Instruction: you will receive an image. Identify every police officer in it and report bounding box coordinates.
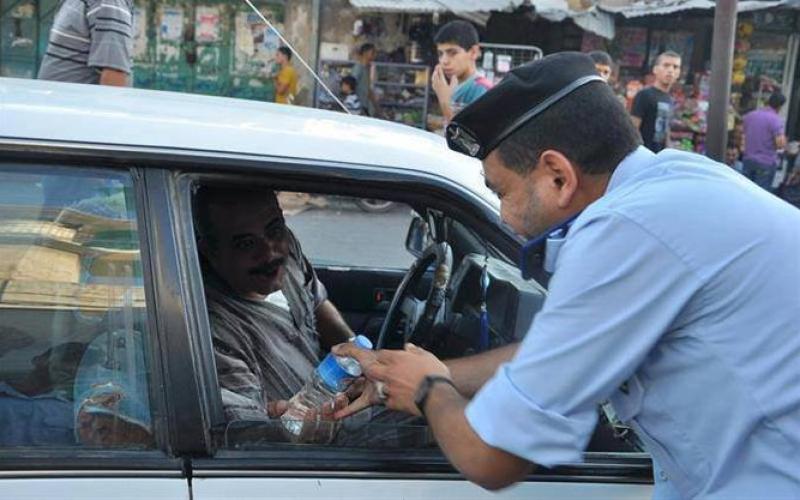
[334,52,800,498]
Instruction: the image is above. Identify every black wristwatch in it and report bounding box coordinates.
[414,375,457,416]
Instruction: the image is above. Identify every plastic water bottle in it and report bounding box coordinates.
[280,335,373,441]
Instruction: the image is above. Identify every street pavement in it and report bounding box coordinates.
[286,198,416,269]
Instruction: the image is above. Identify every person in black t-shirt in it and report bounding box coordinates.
[631,51,681,152]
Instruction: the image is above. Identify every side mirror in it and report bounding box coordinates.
[405,216,431,258]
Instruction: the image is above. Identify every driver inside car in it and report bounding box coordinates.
[195,185,421,445]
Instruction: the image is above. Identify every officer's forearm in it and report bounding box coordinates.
[424,382,533,490]
[445,343,518,398]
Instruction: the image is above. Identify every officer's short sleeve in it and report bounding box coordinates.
[86,0,133,74]
[465,211,701,467]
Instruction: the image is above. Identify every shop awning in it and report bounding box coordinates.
[349,0,617,39]
[599,0,786,18]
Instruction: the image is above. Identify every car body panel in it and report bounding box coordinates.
[192,477,652,499]
[0,78,498,211]
[0,478,188,499]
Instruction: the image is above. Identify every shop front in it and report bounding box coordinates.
[0,0,320,104]
[587,4,799,156]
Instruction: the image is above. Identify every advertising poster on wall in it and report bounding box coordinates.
[159,7,184,42]
[196,6,221,44]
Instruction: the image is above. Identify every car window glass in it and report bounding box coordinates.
[280,192,416,269]
[0,166,155,450]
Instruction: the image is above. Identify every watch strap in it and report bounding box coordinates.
[414,375,457,416]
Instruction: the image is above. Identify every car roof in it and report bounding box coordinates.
[0,77,498,209]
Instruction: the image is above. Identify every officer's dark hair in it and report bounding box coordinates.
[277,46,292,60]
[495,81,642,176]
[654,50,681,66]
[768,91,786,110]
[358,43,376,55]
[588,50,612,67]
[340,75,357,91]
[434,20,479,50]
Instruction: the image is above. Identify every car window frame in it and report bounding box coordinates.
[167,156,651,485]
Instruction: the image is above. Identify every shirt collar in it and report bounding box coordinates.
[605,146,657,194]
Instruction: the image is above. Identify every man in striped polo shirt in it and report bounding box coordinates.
[38,0,133,86]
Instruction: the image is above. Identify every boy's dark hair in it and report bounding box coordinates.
[358,43,376,55]
[588,50,612,67]
[768,91,786,110]
[654,50,681,66]
[495,82,642,176]
[277,46,292,60]
[340,75,357,91]
[434,20,479,50]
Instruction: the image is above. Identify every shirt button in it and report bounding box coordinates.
[659,470,669,481]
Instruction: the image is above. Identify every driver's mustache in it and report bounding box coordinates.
[249,257,286,275]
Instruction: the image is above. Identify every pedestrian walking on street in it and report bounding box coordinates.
[631,51,681,152]
[351,43,378,117]
[38,0,133,86]
[742,92,787,191]
[273,47,298,105]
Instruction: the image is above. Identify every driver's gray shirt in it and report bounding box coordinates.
[205,231,327,421]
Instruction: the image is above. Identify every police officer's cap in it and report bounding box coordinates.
[446,51,604,160]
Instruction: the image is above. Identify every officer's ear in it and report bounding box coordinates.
[537,149,579,209]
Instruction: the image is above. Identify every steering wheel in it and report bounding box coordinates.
[376,242,453,350]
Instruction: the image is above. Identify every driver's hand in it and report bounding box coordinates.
[267,399,289,418]
[295,393,349,443]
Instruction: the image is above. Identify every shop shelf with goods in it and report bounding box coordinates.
[478,43,543,85]
[668,73,710,154]
[372,62,430,129]
[315,59,355,112]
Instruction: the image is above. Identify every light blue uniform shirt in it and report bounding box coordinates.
[466,147,800,499]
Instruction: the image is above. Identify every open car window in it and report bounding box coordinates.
[188,182,638,458]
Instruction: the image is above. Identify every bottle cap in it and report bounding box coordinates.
[317,335,374,391]
[353,334,373,350]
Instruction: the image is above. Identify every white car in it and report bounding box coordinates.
[0,78,653,499]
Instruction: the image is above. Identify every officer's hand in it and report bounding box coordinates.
[333,342,450,417]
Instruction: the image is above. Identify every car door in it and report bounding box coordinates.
[164,161,653,499]
[0,158,190,499]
